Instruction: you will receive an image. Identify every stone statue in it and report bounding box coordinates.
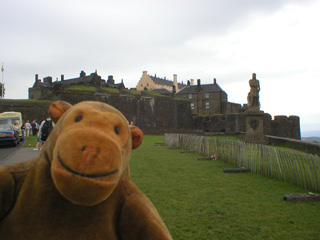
[247,73,260,110]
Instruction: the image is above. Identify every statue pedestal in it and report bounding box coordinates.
[244,110,268,144]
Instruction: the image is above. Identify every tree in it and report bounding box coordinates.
[0,83,5,98]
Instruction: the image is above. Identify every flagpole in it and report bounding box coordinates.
[1,63,4,99]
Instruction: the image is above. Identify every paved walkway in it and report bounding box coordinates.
[0,147,40,166]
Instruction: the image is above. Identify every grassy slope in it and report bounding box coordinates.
[131,135,320,240]
[24,134,320,239]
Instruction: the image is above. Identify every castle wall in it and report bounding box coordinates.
[28,87,52,100]
[1,91,300,139]
[1,91,193,135]
[191,112,300,140]
[192,113,246,133]
[267,135,319,155]
[0,100,52,123]
[43,90,193,133]
[270,115,301,139]
[263,113,272,135]
[225,102,242,114]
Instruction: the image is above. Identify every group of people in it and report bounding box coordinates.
[14,118,54,150]
[19,119,40,142]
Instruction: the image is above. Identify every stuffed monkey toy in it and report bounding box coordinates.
[0,101,172,240]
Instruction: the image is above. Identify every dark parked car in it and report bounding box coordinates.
[0,125,20,146]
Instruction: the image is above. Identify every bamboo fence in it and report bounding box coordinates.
[164,134,320,193]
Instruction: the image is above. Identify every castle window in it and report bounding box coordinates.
[205,93,209,98]
[190,103,194,109]
[189,94,192,99]
[205,102,210,109]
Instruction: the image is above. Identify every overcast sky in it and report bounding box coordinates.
[1,0,319,135]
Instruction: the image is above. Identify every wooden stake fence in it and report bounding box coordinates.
[164,134,320,193]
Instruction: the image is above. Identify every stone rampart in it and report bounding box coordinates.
[0,100,52,122]
[192,113,247,133]
[267,135,320,155]
[1,91,300,139]
[191,112,300,140]
[270,115,301,139]
[1,92,193,134]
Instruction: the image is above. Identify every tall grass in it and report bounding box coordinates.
[131,135,320,240]
[164,134,320,193]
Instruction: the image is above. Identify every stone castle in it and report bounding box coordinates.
[25,70,300,141]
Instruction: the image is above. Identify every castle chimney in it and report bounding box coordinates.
[80,71,86,78]
[35,74,38,82]
[197,79,201,86]
[173,74,178,91]
[143,71,148,76]
[61,74,64,81]
[213,78,216,84]
[172,85,176,94]
[187,80,190,86]
[190,79,194,85]
[107,75,115,85]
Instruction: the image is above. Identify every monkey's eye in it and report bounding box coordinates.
[114,126,120,135]
[75,115,82,122]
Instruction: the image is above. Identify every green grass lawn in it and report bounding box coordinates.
[131,135,320,240]
[22,134,320,239]
[23,135,38,148]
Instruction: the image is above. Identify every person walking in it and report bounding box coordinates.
[31,119,38,136]
[21,121,26,142]
[25,120,32,137]
[39,117,54,143]
[34,119,45,150]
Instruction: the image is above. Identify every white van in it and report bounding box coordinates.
[0,112,23,140]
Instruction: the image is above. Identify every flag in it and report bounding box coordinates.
[1,64,3,72]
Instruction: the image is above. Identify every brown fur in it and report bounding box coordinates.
[0,101,172,240]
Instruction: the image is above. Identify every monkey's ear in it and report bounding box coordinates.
[130,126,143,150]
[49,101,72,124]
